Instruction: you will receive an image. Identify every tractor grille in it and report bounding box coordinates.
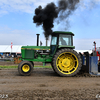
[22,49,34,59]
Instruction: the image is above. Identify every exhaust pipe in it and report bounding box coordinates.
[36,34,40,46]
[46,37,48,46]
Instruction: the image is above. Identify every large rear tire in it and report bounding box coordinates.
[18,61,34,76]
[52,49,82,76]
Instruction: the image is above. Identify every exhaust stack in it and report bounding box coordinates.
[36,34,40,46]
[46,37,48,46]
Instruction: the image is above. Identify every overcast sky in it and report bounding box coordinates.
[0,0,100,50]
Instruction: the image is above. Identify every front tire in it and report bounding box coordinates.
[53,49,82,77]
[18,61,33,76]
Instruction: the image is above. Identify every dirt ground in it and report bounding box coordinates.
[0,67,100,100]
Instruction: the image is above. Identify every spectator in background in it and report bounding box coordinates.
[9,54,11,57]
[12,55,14,58]
[3,54,5,58]
[6,53,9,58]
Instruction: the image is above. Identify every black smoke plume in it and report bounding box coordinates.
[33,0,80,39]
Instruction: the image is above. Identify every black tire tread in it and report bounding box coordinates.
[52,48,82,77]
[18,61,33,76]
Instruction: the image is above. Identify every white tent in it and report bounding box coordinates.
[0,45,22,53]
[76,50,92,54]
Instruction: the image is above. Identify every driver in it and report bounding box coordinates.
[60,37,67,45]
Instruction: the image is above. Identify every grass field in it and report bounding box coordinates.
[0,65,52,69]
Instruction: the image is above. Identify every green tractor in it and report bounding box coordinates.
[18,31,82,76]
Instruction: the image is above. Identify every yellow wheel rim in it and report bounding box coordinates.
[22,64,30,72]
[56,52,79,75]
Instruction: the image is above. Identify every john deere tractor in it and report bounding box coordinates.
[18,31,82,76]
